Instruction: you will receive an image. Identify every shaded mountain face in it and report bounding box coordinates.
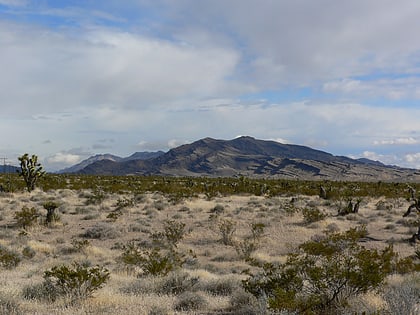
[75,136,420,181]
[0,165,19,173]
[58,151,164,174]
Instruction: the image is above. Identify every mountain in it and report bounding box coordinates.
[75,136,420,181]
[58,154,122,173]
[58,151,165,174]
[0,165,19,173]
[121,151,165,162]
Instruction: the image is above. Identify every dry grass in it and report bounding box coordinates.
[0,188,418,314]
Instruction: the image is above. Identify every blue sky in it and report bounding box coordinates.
[1,0,420,171]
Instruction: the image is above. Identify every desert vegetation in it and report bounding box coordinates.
[0,172,419,314]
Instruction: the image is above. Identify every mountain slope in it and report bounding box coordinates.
[58,151,164,174]
[58,154,122,174]
[76,136,420,181]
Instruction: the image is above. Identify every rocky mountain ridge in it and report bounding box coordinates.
[66,136,420,181]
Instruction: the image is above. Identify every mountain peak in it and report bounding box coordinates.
[71,136,420,181]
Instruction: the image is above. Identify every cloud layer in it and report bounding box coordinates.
[1,1,419,171]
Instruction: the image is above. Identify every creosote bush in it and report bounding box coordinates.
[120,220,188,276]
[151,219,186,248]
[43,262,110,302]
[235,222,265,261]
[302,207,326,224]
[0,245,21,269]
[14,206,39,229]
[243,226,409,314]
[218,219,236,246]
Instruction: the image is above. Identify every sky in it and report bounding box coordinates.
[1,0,420,171]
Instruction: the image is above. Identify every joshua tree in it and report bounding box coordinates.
[17,154,45,192]
[403,186,420,243]
[338,198,361,216]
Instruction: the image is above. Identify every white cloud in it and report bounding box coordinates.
[0,22,240,116]
[405,153,420,164]
[168,139,190,148]
[168,0,420,87]
[47,153,81,165]
[0,0,27,6]
[323,77,420,100]
[374,138,419,145]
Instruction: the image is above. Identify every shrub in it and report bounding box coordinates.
[210,204,225,214]
[14,206,39,229]
[218,219,236,246]
[83,223,120,239]
[243,227,400,314]
[22,246,36,259]
[227,288,261,315]
[22,281,58,302]
[302,207,326,224]
[119,243,184,276]
[151,219,186,248]
[174,291,207,311]
[235,223,265,261]
[85,188,106,205]
[71,239,91,253]
[156,271,199,295]
[0,245,21,269]
[114,197,134,210]
[200,277,239,296]
[43,262,110,302]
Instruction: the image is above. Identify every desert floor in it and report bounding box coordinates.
[0,188,419,314]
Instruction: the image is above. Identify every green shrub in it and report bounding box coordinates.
[43,262,110,302]
[151,219,186,248]
[119,243,184,276]
[114,197,134,210]
[218,219,236,246]
[243,227,399,314]
[0,245,21,269]
[71,239,91,253]
[302,207,326,224]
[85,188,106,205]
[235,223,265,261]
[14,206,39,229]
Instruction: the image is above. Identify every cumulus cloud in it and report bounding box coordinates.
[47,153,81,165]
[0,22,240,116]
[2,1,420,171]
[167,0,420,87]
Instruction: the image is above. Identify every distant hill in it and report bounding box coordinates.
[58,151,165,174]
[0,165,19,173]
[73,136,420,181]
